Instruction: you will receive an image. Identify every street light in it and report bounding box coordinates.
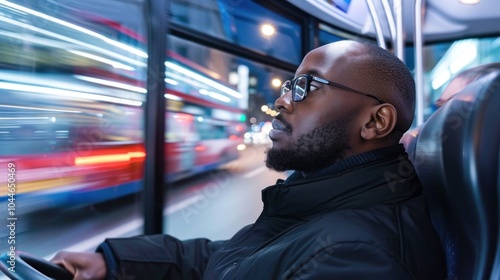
[260,23,276,37]
[271,78,281,88]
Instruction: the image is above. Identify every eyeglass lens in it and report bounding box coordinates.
[294,76,307,101]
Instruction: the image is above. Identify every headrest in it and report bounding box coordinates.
[413,71,500,279]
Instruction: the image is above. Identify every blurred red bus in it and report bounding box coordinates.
[0,3,247,214]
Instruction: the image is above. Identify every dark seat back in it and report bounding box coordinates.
[407,71,500,280]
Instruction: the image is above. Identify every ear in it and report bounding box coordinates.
[360,104,397,140]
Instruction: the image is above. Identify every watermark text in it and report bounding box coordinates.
[6,162,17,272]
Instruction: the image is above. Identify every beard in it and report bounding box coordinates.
[265,117,353,173]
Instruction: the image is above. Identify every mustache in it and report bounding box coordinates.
[275,114,292,132]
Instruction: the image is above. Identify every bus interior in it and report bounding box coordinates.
[0,0,499,279]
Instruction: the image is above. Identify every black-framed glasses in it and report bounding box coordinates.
[280,74,384,103]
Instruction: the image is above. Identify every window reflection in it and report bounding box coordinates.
[164,35,292,179]
[164,35,292,237]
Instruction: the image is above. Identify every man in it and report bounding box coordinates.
[52,40,446,279]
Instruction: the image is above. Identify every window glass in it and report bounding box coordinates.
[319,24,349,46]
[318,22,365,47]
[169,0,302,64]
[0,0,146,258]
[319,30,346,45]
[164,35,291,240]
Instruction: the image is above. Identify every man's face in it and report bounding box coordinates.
[265,44,367,173]
[265,113,354,173]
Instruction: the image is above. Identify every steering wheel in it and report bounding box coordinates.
[0,251,73,280]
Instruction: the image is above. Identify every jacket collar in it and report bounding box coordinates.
[261,144,421,218]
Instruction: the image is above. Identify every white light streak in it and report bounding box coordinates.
[0,82,142,106]
[165,61,242,99]
[69,51,136,71]
[199,89,231,103]
[165,93,182,101]
[0,15,146,67]
[74,75,146,93]
[0,104,82,113]
[0,1,147,58]
[165,78,179,85]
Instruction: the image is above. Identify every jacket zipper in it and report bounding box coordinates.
[218,261,239,280]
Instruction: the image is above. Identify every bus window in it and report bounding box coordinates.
[169,0,303,64]
[164,34,293,239]
[318,23,366,46]
[0,0,147,260]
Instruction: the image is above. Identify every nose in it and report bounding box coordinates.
[274,89,294,113]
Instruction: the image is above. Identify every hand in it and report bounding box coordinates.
[50,251,107,280]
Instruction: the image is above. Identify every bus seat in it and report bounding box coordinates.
[410,71,500,280]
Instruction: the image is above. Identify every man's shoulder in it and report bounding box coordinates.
[300,205,402,243]
[245,195,444,279]
[290,195,431,250]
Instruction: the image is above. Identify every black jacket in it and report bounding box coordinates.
[98,144,446,280]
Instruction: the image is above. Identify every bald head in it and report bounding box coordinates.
[303,40,416,136]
